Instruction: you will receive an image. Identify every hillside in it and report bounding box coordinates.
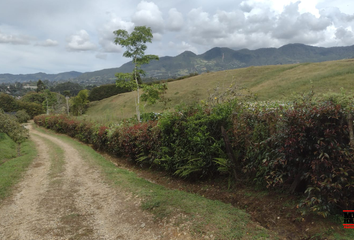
[74,43,354,85]
[2,44,354,85]
[0,71,82,84]
[84,59,354,123]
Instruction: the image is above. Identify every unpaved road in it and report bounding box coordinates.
[0,125,191,240]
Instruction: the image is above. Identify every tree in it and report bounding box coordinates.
[36,79,46,93]
[113,26,159,121]
[71,89,89,116]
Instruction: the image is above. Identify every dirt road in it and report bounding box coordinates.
[0,125,190,240]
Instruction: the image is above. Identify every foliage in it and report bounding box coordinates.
[0,133,17,161]
[141,83,169,106]
[0,109,29,144]
[264,102,354,217]
[113,25,159,121]
[0,138,36,200]
[34,94,354,216]
[17,101,44,118]
[42,90,66,115]
[71,89,89,116]
[88,84,131,102]
[21,92,46,105]
[15,110,31,123]
[36,79,46,92]
[50,81,83,96]
[0,93,18,112]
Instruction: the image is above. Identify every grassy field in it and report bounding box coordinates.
[0,134,37,201]
[84,59,354,123]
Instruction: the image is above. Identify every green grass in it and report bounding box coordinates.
[33,134,65,180]
[84,59,354,124]
[35,126,274,239]
[0,132,18,162]
[0,137,37,201]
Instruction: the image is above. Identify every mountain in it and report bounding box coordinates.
[0,71,82,84]
[71,43,354,85]
[1,44,354,85]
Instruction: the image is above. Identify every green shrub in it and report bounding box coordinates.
[33,97,354,217]
[0,110,28,144]
[88,84,131,102]
[15,110,31,123]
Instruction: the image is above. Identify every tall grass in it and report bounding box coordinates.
[0,133,17,162]
[0,138,37,200]
[84,59,354,124]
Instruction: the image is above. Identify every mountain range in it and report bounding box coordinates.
[1,43,354,85]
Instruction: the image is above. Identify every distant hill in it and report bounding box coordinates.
[2,44,354,85]
[0,71,82,84]
[72,43,354,85]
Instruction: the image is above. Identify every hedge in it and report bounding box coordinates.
[34,99,354,216]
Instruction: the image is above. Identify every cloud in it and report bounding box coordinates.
[0,31,32,45]
[132,1,164,33]
[66,30,96,51]
[98,15,134,53]
[168,40,198,53]
[166,8,184,31]
[35,39,58,47]
[240,1,253,13]
[271,2,331,44]
[335,27,354,45]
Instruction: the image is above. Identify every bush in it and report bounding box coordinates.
[156,102,234,178]
[0,110,28,144]
[15,110,31,123]
[264,102,354,216]
[88,84,131,102]
[33,97,354,216]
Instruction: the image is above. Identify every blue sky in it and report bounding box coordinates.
[1,0,353,74]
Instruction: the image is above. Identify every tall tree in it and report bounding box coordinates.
[36,79,46,93]
[113,26,159,121]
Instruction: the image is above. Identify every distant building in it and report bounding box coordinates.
[23,84,37,90]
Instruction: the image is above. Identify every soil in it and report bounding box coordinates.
[0,124,192,240]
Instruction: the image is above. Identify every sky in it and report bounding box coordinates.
[1,0,354,74]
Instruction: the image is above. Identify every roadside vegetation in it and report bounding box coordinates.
[28,58,354,238]
[34,87,354,238]
[34,125,275,239]
[0,134,37,201]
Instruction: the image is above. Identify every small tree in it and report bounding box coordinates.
[71,89,89,116]
[113,26,160,121]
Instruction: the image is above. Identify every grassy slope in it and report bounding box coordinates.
[0,136,37,200]
[0,133,17,161]
[84,59,354,123]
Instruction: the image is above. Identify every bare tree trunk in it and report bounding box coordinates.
[134,57,140,122]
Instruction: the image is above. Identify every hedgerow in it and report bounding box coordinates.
[33,97,354,216]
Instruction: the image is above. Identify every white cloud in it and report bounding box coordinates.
[66,30,96,51]
[35,39,58,47]
[166,8,184,31]
[132,1,164,33]
[98,15,134,53]
[0,31,32,45]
